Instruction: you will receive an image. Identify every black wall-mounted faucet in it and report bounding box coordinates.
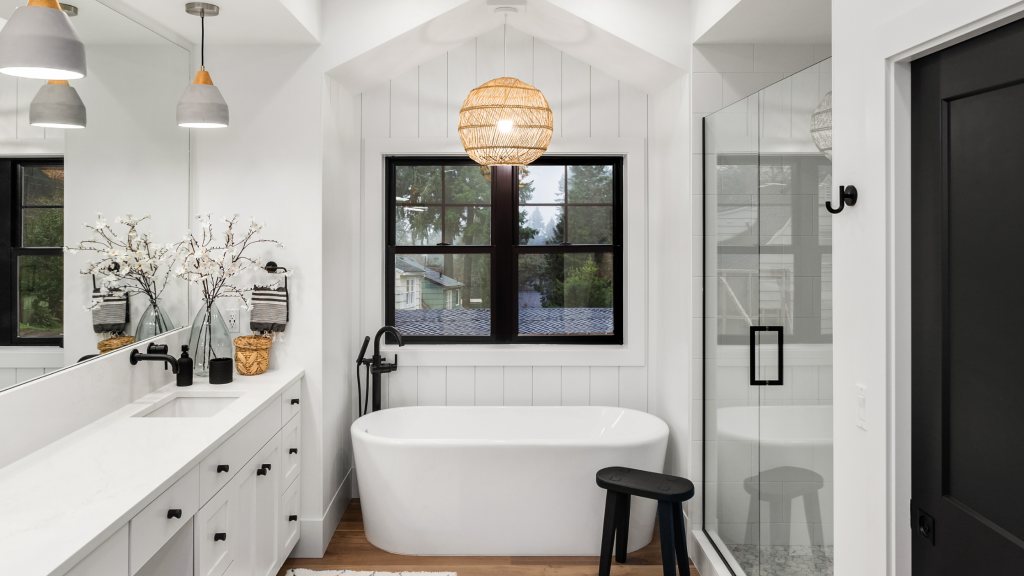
[130,342,180,374]
[370,326,403,412]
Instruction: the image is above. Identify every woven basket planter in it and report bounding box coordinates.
[98,335,134,354]
[234,335,273,376]
[459,77,553,166]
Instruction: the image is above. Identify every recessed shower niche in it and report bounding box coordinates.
[702,58,834,576]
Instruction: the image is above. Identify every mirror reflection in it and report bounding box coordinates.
[0,0,190,391]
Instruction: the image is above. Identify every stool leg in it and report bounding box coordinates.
[615,492,631,563]
[657,501,676,576]
[599,491,618,576]
[672,502,689,575]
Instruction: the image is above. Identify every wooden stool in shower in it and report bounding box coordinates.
[596,466,695,576]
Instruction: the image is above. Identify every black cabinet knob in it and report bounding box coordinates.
[216,464,229,473]
[257,468,267,476]
[167,509,182,519]
[214,533,227,542]
[289,448,298,454]
[291,398,299,405]
[289,515,298,521]
[262,463,272,471]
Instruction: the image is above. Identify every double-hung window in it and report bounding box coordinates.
[0,159,65,346]
[385,156,623,344]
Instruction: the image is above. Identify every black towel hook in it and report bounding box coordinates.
[826,185,858,214]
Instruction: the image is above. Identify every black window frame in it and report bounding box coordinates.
[385,155,624,345]
[0,158,65,347]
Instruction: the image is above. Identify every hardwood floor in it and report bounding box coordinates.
[279,499,700,576]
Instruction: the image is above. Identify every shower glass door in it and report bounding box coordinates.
[704,59,833,576]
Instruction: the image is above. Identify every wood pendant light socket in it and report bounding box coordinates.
[47,79,69,85]
[28,0,62,9]
[193,70,213,85]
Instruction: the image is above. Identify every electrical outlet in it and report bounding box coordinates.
[226,309,240,333]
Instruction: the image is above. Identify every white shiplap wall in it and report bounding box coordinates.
[358,26,651,412]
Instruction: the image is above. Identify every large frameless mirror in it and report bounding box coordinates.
[0,0,190,391]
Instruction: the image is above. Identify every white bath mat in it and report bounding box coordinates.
[284,570,455,576]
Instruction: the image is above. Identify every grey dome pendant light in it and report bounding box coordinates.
[0,0,86,80]
[30,79,86,128]
[176,3,228,128]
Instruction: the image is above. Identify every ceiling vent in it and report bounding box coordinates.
[486,0,526,14]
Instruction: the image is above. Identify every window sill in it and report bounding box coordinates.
[379,342,643,367]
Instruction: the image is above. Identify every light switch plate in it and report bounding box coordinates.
[226,308,239,333]
[856,383,867,430]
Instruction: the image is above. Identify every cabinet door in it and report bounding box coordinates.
[280,477,301,559]
[224,456,258,576]
[194,479,237,576]
[252,432,282,576]
[280,414,301,492]
[66,524,129,576]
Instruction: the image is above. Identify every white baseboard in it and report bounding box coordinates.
[291,468,355,558]
[691,529,731,576]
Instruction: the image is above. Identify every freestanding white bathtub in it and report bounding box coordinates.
[351,406,669,556]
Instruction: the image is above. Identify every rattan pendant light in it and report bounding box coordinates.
[459,17,552,166]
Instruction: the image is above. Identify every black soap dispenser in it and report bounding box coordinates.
[177,345,194,387]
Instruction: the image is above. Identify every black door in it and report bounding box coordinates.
[912,18,1024,574]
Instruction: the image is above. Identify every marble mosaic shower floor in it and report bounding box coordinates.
[726,545,834,576]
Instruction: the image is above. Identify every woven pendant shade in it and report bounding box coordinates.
[459,77,553,166]
[811,91,832,160]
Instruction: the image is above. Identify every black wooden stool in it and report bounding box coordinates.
[596,466,695,576]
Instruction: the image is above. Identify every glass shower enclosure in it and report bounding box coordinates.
[702,59,833,576]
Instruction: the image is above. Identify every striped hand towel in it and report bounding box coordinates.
[92,288,129,333]
[250,285,288,333]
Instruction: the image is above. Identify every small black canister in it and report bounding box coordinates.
[209,357,234,384]
[176,345,193,387]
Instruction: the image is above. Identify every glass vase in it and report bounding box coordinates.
[135,298,175,342]
[189,299,232,377]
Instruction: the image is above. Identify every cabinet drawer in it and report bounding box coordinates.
[130,466,199,575]
[200,397,281,505]
[195,475,237,576]
[280,477,300,558]
[67,524,128,576]
[280,414,301,493]
[281,379,301,423]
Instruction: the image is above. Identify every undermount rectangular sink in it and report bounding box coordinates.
[134,394,242,418]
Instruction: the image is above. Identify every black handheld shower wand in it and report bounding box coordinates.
[355,327,404,416]
[356,336,371,417]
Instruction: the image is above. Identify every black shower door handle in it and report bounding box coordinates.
[750,326,784,386]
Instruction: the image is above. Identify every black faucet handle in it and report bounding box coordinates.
[147,343,169,355]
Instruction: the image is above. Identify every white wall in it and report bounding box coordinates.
[355,26,654,412]
[832,1,1024,575]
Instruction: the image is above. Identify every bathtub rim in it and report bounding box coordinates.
[351,405,669,448]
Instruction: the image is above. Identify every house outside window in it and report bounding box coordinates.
[385,156,623,344]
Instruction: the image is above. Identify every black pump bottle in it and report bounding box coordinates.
[177,345,194,386]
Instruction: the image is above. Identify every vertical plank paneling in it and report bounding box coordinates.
[17,78,45,139]
[619,82,648,139]
[504,25,533,85]
[388,366,418,408]
[503,366,532,406]
[447,39,476,138]
[418,366,447,406]
[362,82,391,139]
[590,366,619,407]
[561,53,591,138]
[533,39,562,139]
[475,366,504,406]
[561,366,590,406]
[0,73,17,141]
[446,366,475,406]
[378,372,389,410]
[590,67,618,138]
[532,366,561,406]
[419,53,448,138]
[390,67,418,138]
[619,366,648,412]
[476,25,504,83]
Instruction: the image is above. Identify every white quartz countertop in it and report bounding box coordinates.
[0,367,304,576]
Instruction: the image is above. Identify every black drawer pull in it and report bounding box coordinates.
[289,448,298,454]
[214,533,227,542]
[291,398,299,405]
[257,468,267,476]
[262,463,272,471]
[216,464,229,473]
[289,515,298,521]
[167,509,182,519]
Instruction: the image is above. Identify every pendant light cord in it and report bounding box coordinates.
[503,14,507,77]
[200,13,205,68]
